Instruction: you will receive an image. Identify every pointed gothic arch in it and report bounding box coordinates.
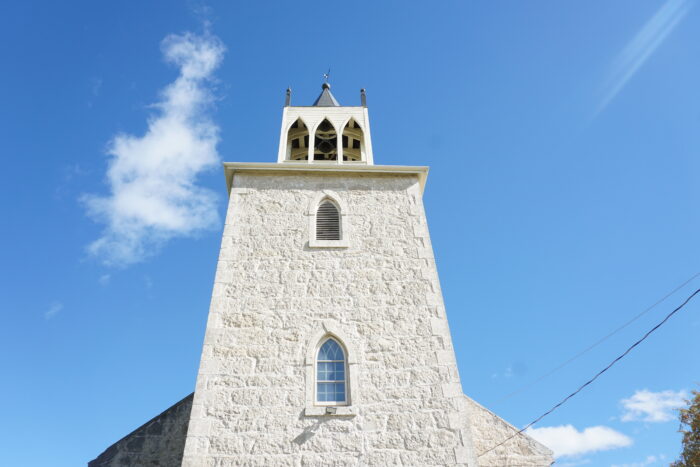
[341,118,365,162]
[315,200,340,241]
[286,118,309,161]
[315,337,347,404]
[307,190,349,248]
[313,118,338,161]
[304,325,359,416]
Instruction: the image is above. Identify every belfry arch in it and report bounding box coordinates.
[286,118,309,161]
[313,118,338,161]
[342,118,364,162]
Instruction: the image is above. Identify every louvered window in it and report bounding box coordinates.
[316,201,340,240]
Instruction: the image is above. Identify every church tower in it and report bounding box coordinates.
[179,83,553,466]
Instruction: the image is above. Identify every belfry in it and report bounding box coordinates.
[89,83,553,466]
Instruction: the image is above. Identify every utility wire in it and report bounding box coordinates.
[478,287,700,458]
[495,272,700,403]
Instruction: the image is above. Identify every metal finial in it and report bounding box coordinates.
[285,87,291,106]
[323,68,331,84]
[360,88,366,107]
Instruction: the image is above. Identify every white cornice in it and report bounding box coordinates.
[223,162,429,196]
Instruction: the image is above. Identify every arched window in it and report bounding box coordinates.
[286,118,309,161]
[316,338,347,405]
[313,119,338,161]
[308,191,349,248]
[304,327,356,415]
[341,119,364,162]
[316,200,340,241]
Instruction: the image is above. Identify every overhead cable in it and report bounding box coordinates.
[478,287,700,458]
[495,272,700,403]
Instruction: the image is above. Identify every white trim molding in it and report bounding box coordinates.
[223,162,429,196]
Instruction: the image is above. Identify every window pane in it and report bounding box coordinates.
[317,362,332,380]
[334,362,345,380]
[334,382,346,401]
[317,382,345,402]
[317,383,333,402]
[318,339,344,361]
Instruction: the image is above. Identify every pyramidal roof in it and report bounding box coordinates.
[313,83,340,106]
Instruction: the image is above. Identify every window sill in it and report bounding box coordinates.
[304,406,356,417]
[309,239,349,248]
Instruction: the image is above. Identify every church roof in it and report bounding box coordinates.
[313,83,340,106]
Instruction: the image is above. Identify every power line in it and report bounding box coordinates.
[495,272,700,403]
[478,287,700,458]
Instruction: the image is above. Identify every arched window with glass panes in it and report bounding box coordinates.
[316,338,347,405]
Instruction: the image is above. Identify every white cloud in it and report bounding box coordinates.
[621,389,687,423]
[98,274,111,286]
[525,424,632,458]
[83,32,225,266]
[596,0,694,115]
[611,453,665,467]
[45,302,64,320]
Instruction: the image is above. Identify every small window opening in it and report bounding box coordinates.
[316,200,340,240]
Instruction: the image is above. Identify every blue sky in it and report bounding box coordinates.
[1,1,699,465]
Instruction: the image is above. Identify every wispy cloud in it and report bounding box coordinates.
[621,389,687,423]
[611,453,666,467]
[45,302,64,320]
[525,424,632,458]
[491,362,527,379]
[98,274,111,286]
[491,365,513,379]
[83,32,225,266]
[87,77,103,108]
[557,459,591,467]
[596,0,694,115]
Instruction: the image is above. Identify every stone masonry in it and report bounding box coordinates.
[465,397,553,466]
[89,393,193,466]
[182,171,480,466]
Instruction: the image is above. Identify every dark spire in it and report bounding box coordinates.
[313,82,340,107]
[285,88,291,106]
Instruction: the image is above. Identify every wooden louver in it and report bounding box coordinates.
[316,201,341,240]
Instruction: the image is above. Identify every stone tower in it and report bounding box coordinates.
[88,83,552,467]
[179,83,552,466]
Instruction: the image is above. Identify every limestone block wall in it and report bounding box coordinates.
[182,171,478,466]
[88,393,193,467]
[464,397,553,467]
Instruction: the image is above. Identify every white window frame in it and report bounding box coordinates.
[315,338,348,406]
[304,325,359,417]
[307,190,349,248]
